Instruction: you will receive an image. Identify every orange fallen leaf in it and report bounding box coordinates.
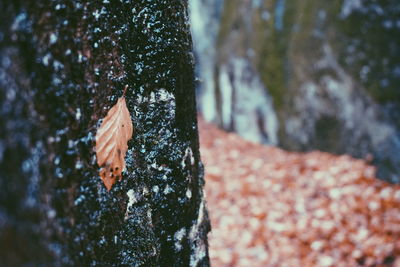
[95,86,133,190]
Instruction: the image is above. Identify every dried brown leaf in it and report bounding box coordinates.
[95,94,133,191]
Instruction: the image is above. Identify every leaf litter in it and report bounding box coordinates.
[199,118,400,267]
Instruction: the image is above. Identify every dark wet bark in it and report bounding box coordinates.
[0,0,210,266]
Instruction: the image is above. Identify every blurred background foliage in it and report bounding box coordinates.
[189,0,400,182]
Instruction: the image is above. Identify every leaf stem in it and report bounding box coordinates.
[123,85,128,97]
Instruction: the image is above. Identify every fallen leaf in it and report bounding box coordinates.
[95,88,133,190]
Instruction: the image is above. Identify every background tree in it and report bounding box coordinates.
[190,0,400,183]
[0,0,210,266]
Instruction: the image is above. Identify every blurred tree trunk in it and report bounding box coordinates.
[0,0,210,266]
[191,0,400,182]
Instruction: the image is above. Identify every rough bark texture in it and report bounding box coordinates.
[190,0,400,183]
[0,0,210,266]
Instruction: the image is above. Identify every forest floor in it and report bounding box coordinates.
[198,118,400,267]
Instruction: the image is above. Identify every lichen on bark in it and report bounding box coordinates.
[0,0,210,266]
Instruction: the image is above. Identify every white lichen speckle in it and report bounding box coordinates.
[163,185,173,195]
[157,88,174,101]
[75,160,83,169]
[152,185,159,194]
[53,60,64,71]
[147,88,175,104]
[93,10,101,20]
[75,108,81,121]
[181,147,194,169]
[47,209,56,219]
[42,53,51,66]
[186,189,192,199]
[49,33,58,44]
[174,227,187,252]
[143,186,149,195]
[149,91,156,103]
[340,0,363,18]
[189,199,207,266]
[77,52,83,63]
[147,208,152,221]
[125,189,138,219]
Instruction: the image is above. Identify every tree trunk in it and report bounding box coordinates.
[0,0,210,266]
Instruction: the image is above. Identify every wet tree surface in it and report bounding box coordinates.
[0,0,210,266]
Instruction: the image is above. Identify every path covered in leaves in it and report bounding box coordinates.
[199,119,400,267]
